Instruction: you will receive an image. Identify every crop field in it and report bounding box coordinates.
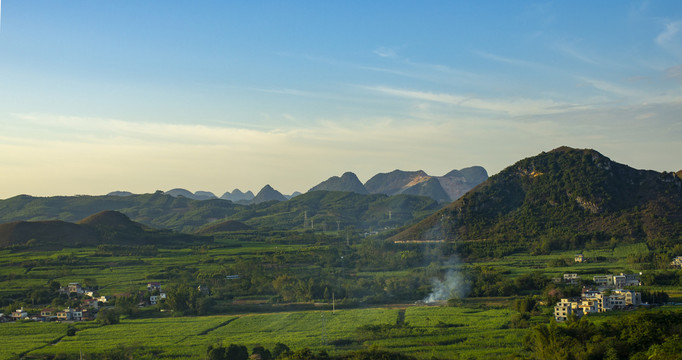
[4,305,525,359]
[0,322,69,359]
[0,240,308,298]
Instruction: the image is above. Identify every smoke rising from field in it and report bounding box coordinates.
[424,257,469,303]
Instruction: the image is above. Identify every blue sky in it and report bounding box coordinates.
[1,1,681,198]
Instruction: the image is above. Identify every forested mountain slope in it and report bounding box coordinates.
[391,147,682,256]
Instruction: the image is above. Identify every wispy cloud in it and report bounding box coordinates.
[363,85,585,117]
[373,46,399,58]
[665,64,682,81]
[472,50,545,68]
[555,43,598,65]
[655,19,682,47]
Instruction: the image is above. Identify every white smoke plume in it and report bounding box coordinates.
[424,257,469,303]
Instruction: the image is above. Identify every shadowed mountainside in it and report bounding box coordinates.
[0,210,211,249]
[391,147,682,255]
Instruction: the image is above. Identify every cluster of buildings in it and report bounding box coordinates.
[2,305,98,323]
[593,273,641,288]
[553,272,641,288]
[0,281,169,323]
[553,271,645,322]
[554,288,642,321]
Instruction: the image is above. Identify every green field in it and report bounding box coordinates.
[2,306,527,359]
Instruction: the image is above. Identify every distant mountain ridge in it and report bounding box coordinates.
[391,147,682,256]
[251,184,286,204]
[312,166,488,203]
[308,172,369,194]
[151,165,487,205]
[220,189,255,203]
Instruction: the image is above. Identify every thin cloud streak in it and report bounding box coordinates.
[363,85,589,117]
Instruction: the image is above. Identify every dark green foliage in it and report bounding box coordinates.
[272,343,291,359]
[96,308,120,325]
[0,190,443,236]
[355,323,423,341]
[525,310,682,360]
[0,210,211,250]
[225,344,249,360]
[393,147,682,257]
[65,326,76,336]
[252,346,273,360]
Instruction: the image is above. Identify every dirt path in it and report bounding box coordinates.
[199,316,240,336]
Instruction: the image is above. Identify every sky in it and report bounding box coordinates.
[1,1,681,199]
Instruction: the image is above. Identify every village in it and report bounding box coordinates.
[0,281,169,323]
[554,270,645,321]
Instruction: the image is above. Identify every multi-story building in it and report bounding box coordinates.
[555,289,642,321]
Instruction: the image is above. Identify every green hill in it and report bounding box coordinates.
[391,147,682,256]
[195,220,252,234]
[216,190,442,232]
[0,189,444,234]
[0,210,211,249]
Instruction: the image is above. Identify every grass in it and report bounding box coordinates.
[8,305,529,359]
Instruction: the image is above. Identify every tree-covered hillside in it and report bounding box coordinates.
[392,147,682,257]
[0,191,443,234]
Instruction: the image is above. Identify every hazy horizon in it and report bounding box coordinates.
[1,1,681,198]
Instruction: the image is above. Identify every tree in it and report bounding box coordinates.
[225,344,248,360]
[252,346,272,360]
[272,343,291,359]
[96,308,120,325]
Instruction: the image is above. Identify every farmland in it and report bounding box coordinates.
[1,230,681,359]
[3,306,526,359]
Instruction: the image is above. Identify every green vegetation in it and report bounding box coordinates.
[525,309,682,360]
[393,148,682,260]
[0,148,680,359]
[0,191,442,235]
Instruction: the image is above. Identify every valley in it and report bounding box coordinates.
[0,147,681,360]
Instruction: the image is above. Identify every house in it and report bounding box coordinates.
[593,275,611,288]
[613,289,641,306]
[574,254,584,263]
[147,282,162,292]
[554,299,582,322]
[671,256,682,268]
[41,308,57,320]
[98,296,110,303]
[56,307,75,321]
[150,295,158,305]
[12,307,28,320]
[84,290,96,298]
[592,273,641,289]
[67,283,84,295]
[563,273,579,284]
[80,309,94,321]
[622,273,641,286]
[578,299,599,315]
[82,298,99,309]
[71,309,83,321]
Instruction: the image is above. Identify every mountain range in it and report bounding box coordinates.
[128,166,488,205]
[391,147,682,256]
[1,147,679,255]
[0,189,441,234]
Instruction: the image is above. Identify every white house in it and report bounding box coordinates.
[12,308,28,320]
